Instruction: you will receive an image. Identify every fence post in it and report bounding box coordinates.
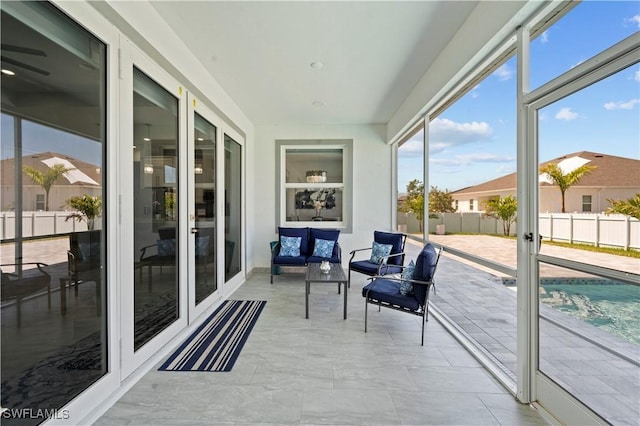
[549,213,553,242]
[569,214,573,244]
[625,216,630,251]
[594,214,599,248]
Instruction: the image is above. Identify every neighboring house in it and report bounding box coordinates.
[0,152,101,211]
[451,151,640,213]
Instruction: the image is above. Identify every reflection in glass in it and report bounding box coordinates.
[0,2,106,422]
[133,68,179,350]
[194,113,216,304]
[224,135,241,281]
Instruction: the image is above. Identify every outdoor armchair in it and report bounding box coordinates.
[1,262,51,327]
[362,242,441,345]
[348,231,406,287]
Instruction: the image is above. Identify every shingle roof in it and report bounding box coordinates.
[0,152,101,186]
[452,151,640,195]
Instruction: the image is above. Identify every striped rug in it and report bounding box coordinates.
[159,300,266,372]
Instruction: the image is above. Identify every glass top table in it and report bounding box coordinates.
[305,262,348,319]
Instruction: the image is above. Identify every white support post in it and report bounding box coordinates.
[594,214,599,248]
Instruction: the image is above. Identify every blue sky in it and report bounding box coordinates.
[398,1,640,193]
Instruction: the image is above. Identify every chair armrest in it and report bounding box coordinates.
[376,252,405,274]
[139,244,158,261]
[271,241,281,258]
[348,247,373,263]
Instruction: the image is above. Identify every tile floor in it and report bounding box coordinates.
[94,271,551,425]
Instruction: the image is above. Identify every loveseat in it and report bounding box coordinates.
[270,227,342,283]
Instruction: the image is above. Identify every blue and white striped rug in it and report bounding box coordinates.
[159,300,266,372]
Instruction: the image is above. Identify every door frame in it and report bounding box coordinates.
[119,37,189,379]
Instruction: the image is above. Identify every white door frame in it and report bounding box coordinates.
[118,38,189,379]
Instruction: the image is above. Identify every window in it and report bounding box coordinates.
[582,195,592,212]
[469,199,474,211]
[277,140,352,231]
[35,194,45,211]
[455,200,459,211]
[1,0,107,415]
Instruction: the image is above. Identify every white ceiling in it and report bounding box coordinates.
[150,1,479,126]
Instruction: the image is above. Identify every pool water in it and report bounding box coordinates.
[539,282,640,345]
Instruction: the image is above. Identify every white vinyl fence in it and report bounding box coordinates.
[398,212,639,250]
[0,211,100,240]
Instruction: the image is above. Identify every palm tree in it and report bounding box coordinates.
[484,195,517,235]
[22,164,73,211]
[539,162,596,213]
[606,194,640,221]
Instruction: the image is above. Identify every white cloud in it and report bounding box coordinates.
[429,118,493,149]
[430,153,514,167]
[604,99,640,110]
[555,107,578,120]
[630,15,640,28]
[398,138,423,157]
[634,69,640,82]
[493,64,513,81]
[540,30,549,44]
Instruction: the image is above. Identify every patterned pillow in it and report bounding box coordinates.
[78,242,100,262]
[195,235,210,257]
[157,238,176,257]
[369,241,392,264]
[279,236,302,257]
[312,238,335,258]
[399,260,416,296]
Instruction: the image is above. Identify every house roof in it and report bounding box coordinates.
[0,152,101,187]
[452,151,640,195]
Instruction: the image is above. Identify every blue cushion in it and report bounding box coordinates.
[273,255,307,265]
[195,235,209,257]
[399,260,415,296]
[413,243,438,304]
[362,278,420,312]
[369,241,392,264]
[279,236,302,257]
[279,227,309,256]
[350,260,402,276]
[312,238,335,258]
[157,238,176,257]
[374,231,404,266]
[310,228,340,258]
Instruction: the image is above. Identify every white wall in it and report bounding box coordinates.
[252,124,391,269]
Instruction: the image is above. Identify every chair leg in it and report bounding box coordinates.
[364,299,368,333]
[421,310,426,346]
[347,267,351,288]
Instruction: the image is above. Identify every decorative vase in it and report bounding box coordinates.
[320,260,331,274]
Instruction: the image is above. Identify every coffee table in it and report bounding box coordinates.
[305,262,348,319]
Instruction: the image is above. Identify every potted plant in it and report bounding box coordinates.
[65,195,102,230]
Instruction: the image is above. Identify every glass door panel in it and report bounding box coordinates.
[224,134,242,281]
[193,113,216,304]
[132,67,179,351]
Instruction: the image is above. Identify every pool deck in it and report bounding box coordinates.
[411,235,639,426]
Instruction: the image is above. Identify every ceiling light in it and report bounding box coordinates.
[197,137,204,141]
[144,163,154,174]
[1,69,15,76]
[143,123,151,142]
[310,61,323,69]
[194,164,203,175]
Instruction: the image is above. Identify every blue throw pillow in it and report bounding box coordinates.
[157,238,176,257]
[279,236,302,257]
[312,238,335,258]
[78,242,100,262]
[195,235,209,257]
[369,241,392,264]
[399,260,415,296]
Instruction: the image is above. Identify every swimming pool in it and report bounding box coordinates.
[538,280,640,345]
